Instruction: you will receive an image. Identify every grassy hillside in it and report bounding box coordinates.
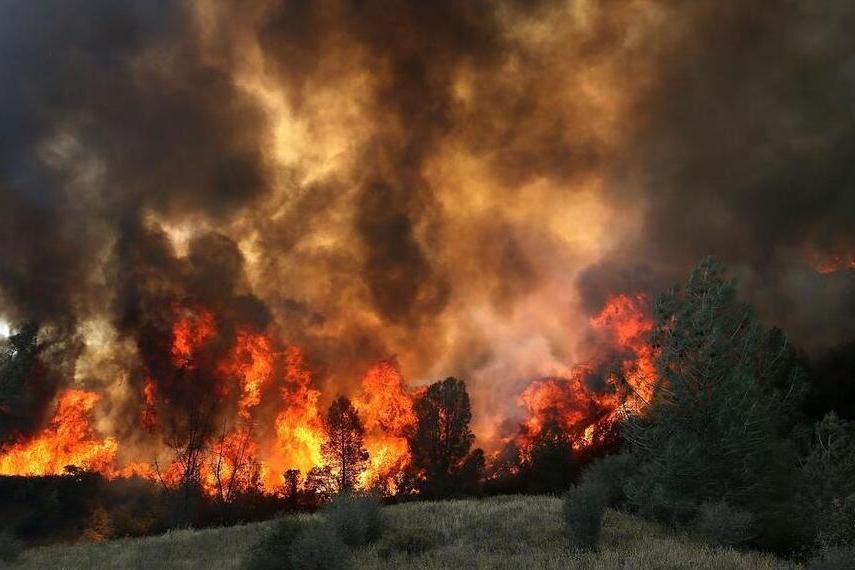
[10,496,797,569]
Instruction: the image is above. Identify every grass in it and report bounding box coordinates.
[10,496,798,569]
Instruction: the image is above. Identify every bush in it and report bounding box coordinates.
[563,481,607,550]
[244,516,303,570]
[625,478,698,526]
[378,527,442,559]
[289,521,351,570]
[323,493,384,547]
[816,494,855,550]
[692,501,754,547]
[809,546,855,570]
[0,528,24,564]
[580,454,636,508]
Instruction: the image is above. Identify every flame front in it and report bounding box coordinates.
[0,294,656,494]
[0,390,118,477]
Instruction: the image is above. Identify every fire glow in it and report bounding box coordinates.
[0,294,656,495]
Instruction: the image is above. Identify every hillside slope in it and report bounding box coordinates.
[10,496,796,569]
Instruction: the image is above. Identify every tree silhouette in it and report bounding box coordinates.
[408,377,476,497]
[321,396,369,494]
[0,323,52,445]
[524,419,577,494]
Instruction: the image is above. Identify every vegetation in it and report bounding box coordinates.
[691,501,754,547]
[9,496,795,569]
[0,528,24,564]
[579,454,635,508]
[0,323,49,446]
[323,493,384,547]
[243,515,303,570]
[563,482,608,550]
[624,258,808,547]
[321,396,369,495]
[407,377,482,498]
[289,520,351,570]
[4,258,855,566]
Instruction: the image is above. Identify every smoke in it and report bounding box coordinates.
[1,0,854,444]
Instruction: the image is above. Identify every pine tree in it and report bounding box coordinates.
[408,377,476,497]
[625,258,803,521]
[321,396,369,494]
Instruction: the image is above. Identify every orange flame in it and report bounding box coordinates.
[354,358,416,492]
[509,293,656,459]
[0,390,118,476]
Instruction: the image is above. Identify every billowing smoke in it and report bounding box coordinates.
[0,0,853,447]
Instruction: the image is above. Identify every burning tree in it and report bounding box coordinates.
[321,396,369,495]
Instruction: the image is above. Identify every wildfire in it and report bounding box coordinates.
[170,307,216,369]
[507,293,656,460]
[354,358,416,492]
[267,346,324,489]
[589,293,657,407]
[0,389,118,477]
[0,293,658,497]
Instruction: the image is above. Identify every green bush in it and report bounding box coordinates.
[0,528,24,564]
[244,516,303,570]
[289,521,351,570]
[692,501,754,547]
[580,454,636,508]
[323,493,384,547]
[563,481,607,550]
[809,546,855,570]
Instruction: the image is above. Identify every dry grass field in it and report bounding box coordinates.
[8,495,797,569]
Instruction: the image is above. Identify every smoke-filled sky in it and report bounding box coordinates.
[1,0,854,442]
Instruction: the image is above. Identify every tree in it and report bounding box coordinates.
[525,419,577,494]
[321,396,369,494]
[0,323,49,445]
[801,412,855,549]
[625,258,803,523]
[408,377,477,497]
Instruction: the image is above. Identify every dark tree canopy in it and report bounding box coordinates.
[0,323,51,445]
[321,396,369,494]
[625,258,804,521]
[408,376,477,497]
[524,419,578,494]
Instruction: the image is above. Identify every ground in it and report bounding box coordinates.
[10,495,797,569]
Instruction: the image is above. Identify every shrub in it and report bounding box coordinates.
[816,494,855,550]
[625,477,698,526]
[692,501,754,547]
[563,481,607,549]
[0,528,23,564]
[378,527,443,559]
[580,454,636,508]
[323,493,384,547]
[809,546,855,570]
[289,521,351,570]
[244,516,303,570]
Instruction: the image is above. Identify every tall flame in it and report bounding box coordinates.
[0,390,118,477]
[354,358,416,492]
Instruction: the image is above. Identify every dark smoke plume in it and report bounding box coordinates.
[0,0,853,442]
